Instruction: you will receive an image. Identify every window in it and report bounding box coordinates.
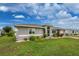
[29,29,35,34]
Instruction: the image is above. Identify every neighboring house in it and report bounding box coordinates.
[52,27,65,37]
[64,29,79,36]
[64,29,74,36]
[73,30,79,35]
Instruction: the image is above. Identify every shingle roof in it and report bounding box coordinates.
[15,24,44,29]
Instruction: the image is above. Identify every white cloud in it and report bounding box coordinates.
[58,20,65,24]
[13,15,25,18]
[36,16,41,19]
[45,3,50,8]
[57,16,79,26]
[52,3,61,10]
[0,6,8,12]
[56,10,72,19]
[1,3,79,29]
[64,3,79,14]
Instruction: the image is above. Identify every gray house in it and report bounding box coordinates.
[15,24,76,41]
[15,24,57,41]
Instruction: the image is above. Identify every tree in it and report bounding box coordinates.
[3,26,12,33]
[2,26,15,36]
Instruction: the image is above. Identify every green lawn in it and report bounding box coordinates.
[0,36,79,56]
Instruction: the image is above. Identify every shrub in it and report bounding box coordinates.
[24,38,27,41]
[43,34,48,38]
[10,36,16,41]
[29,36,37,41]
[36,36,43,41]
[0,36,16,42]
[2,26,15,37]
[6,31,15,37]
[29,36,43,41]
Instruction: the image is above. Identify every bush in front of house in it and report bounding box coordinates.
[43,34,48,38]
[24,38,27,41]
[29,36,43,41]
[36,36,44,41]
[0,35,16,43]
[29,36,37,41]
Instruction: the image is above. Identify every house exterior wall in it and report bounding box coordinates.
[43,26,54,37]
[50,27,53,36]
[15,27,44,40]
[15,24,77,41]
[44,26,48,35]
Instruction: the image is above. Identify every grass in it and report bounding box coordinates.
[0,36,79,56]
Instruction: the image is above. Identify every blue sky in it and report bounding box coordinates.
[0,3,79,29]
